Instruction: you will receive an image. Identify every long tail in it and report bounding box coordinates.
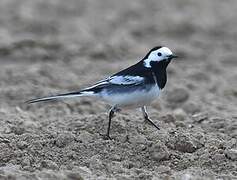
[26,90,95,104]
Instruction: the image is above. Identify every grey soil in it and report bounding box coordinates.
[0,0,237,179]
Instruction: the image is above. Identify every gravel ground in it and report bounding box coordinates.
[0,0,237,179]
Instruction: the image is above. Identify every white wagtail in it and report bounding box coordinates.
[27,46,178,139]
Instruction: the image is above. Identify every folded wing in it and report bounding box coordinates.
[82,75,145,93]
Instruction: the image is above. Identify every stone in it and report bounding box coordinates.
[128,134,147,145]
[167,133,200,153]
[174,139,197,153]
[77,131,93,143]
[183,102,201,114]
[192,113,208,123]
[89,155,104,170]
[111,154,122,161]
[166,88,189,104]
[173,108,187,121]
[66,172,84,180]
[41,160,58,170]
[155,165,171,174]
[150,143,170,161]
[55,132,75,148]
[21,157,31,167]
[225,149,237,160]
[161,114,176,123]
[17,141,29,150]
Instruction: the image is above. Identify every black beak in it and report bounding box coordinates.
[167,54,178,60]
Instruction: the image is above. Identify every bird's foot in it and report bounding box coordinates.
[101,133,112,140]
[144,116,160,130]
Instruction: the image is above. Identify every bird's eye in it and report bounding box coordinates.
[157,52,162,56]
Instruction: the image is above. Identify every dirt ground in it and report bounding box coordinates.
[0,0,237,179]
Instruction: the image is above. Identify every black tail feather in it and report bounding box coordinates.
[25,91,87,104]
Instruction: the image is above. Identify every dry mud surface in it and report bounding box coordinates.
[0,0,237,179]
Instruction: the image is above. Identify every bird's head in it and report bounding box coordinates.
[143,46,178,68]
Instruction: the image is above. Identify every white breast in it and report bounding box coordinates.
[101,85,160,108]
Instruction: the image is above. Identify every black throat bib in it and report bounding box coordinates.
[150,60,171,89]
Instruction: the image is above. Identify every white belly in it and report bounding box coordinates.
[101,86,160,108]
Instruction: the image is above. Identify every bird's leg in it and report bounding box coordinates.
[104,106,119,140]
[141,106,160,130]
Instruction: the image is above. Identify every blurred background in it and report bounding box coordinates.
[0,0,237,179]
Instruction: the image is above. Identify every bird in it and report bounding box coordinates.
[27,46,178,139]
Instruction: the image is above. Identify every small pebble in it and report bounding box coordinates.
[128,134,147,145]
[166,88,189,104]
[111,154,122,161]
[167,133,199,153]
[192,113,208,123]
[67,172,84,180]
[225,149,237,160]
[17,141,28,150]
[55,133,75,148]
[161,114,176,123]
[150,143,170,161]
[89,155,104,170]
[173,108,187,121]
[183,102,201,114]
[41,160,58,170]
[155,165,171,174]
[77,131,93,143]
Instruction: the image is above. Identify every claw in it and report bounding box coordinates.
[101,134,112,140]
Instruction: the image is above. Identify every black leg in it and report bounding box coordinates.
[141,106,160,130]
[104,106,117,140]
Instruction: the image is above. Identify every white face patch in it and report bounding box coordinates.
[143,47,173,68]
